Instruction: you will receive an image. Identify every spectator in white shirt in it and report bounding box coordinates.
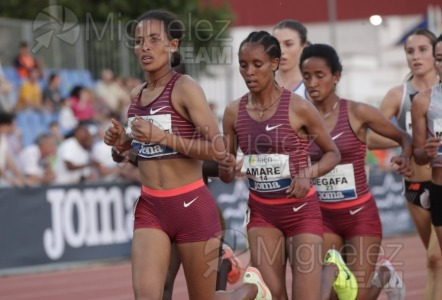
[19,133,56,185]
[92,121,120,181]
[0,112,27,187]
[53,122,96,184]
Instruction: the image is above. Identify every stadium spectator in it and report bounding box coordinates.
[42,73,62,113]
[68,86,96,122]
[18,133,56,185]
[16,68,42,111]
[58,97,78,135]
[13,41,43,79]
[95,69,129,116]
[91,121,121,182]
[53,122,97,184]
[48,121,64,146]
[0,112,27,187]
[0,66,15,113]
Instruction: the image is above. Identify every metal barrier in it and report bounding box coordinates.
[0,17,140,79]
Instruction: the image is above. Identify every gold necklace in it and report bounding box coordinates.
[147,69,173,89]
[248,92,282,120]
[321,99,339,120]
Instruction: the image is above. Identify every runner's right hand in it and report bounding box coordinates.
[104,119,125,147]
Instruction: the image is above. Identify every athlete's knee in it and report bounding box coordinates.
[268,290,287,300]
[133,283,163,300]
[133,291,163,300]
[427,253,442,271]
[266,283,287,300]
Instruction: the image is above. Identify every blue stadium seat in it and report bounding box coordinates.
[2,67,20,85]
[16,109,49,146]
[59,69,95,98]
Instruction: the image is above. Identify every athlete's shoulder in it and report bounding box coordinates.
[288,91,312,112]
[346,99,378,118]
[129,82,146,102]
[347,98,371,108]
[381,84,403,106]
[173,75,205,100]
[174,74,199,89]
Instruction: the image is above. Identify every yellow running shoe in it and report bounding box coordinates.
[324,249,358,300]
[243,267,272,300]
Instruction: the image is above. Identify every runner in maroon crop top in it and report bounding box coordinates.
[104,10,271,300]
[301,43,413,300]
[219,31,341,300]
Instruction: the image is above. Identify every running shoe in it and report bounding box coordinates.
[222,243,244,284]
[323,249,358,300]
[380,257,406,300]
[243,266,272,300]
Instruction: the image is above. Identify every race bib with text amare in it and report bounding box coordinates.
[127,115,178,158]
[241,154,291,192]
[312,163,357,202]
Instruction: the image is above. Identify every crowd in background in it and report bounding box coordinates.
[0,41,393,188]
[0,42,142,187]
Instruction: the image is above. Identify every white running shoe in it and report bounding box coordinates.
[380,257,406,300]
[242,267,272,300]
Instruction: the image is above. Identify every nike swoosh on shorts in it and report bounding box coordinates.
[293,202,308,212]
[184,196,199,208]
[349,206,364,215]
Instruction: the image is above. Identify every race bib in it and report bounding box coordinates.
[243,205,250,228]
[241,154,291,192]
[312,163,357,201]
[434,119,442,156]
[405,111,412,135]
[127,115,178,158]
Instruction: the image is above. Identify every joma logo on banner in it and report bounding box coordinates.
[43,186,140,260]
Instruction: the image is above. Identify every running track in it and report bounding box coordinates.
[0,234,427,300]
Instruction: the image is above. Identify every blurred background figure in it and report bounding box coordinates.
[0,63,15,113]
[53,122,96,184]
[95,69,130,118]
[68,86,96,122]
[48,121,65,146]
[208,101,222,127]
[91,120,121,182]
[13,41,43,79]
[19,133,56,185]
[58,97,78,136]
[0,111,27,187]
[16,68,42,111]
[42,73,62,114]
